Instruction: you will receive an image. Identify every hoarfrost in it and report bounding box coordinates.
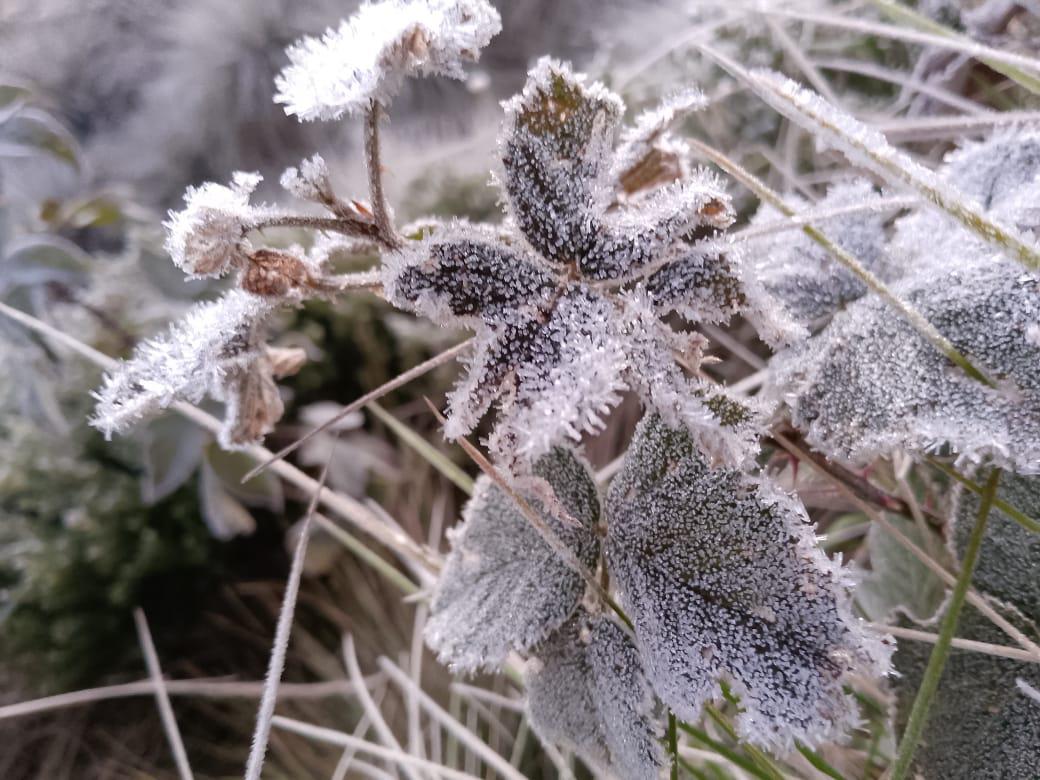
[163,172,273,278]
[91,290,292,448]
[605,414,891,750]
[274,0,501,121]
[424,448,600,672]
[772,257,1040,474]
[526,609,663,780]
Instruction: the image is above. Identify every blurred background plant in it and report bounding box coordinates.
[0,0,1038,777]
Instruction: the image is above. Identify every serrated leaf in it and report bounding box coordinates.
[772,257,1040,474]
[606,414,890,750]
[856,515,947,624]
[425,448,600,672]
[526,609,663,780]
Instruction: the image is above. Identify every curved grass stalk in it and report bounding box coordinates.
[871,622,1040,664]
[681,136,998,388]
[890,470,1001,780]
[869,0,1040,96]
[927,459,1040,534]
[708,49,1040,272]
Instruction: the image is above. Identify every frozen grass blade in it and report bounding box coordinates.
[890,470,1001,780]
[378,657,527,780]
[312,512,423,595]
[681,133,998,388]
[343,635,422,780]
[367,401,474,495]
[133,608,193,780]
[244,454,331,780]
[926,460,1040,534]
[710,49,1040,272]
[869,0,1040,96]
[871,623,1040,664]
[242,338,472,482]
[270,715,483,780]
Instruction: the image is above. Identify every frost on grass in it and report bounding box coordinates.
[164,172,273,278]
[92,290,302,449]
[605,414,890,750]
[424,448,600,672]
[385,60,793,464]
[747,179,893,324]
[772,257,1040,474]
[526,609,663,780]
[274,0,501,121]
[892,473,1040,780]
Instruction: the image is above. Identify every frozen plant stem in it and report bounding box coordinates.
[134,609,193,780]
[667,711,678,780]
[684,135,997,388]
[891,469,1001,780]
[244,455,331,780]
[926,459,1040,534]
[365,102,403,250]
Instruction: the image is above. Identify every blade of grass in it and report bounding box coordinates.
[869,0,1040,95]
[890,469,1001,780]
[676,722,774,780]
[367,401,473,495]
[926,459,1040,534]
[870,622,1040,664]
[795,742,845,780]
[709,50,1040,272]
[702,704,785,780]
[680,133,997,388]
[668,711,679,780]
[244,453,331,780]
[133,609,193,780]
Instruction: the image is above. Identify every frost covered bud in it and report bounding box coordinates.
[274,0,502,121]
[280,154,333,203]
[164,172,269,278]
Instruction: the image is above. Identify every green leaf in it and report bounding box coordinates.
[856,515,947,624]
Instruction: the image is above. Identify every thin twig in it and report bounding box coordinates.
[133,609,193,780]
[365,103,403,250]
[870,622,1040,664]
[243,339,473,482]
[891,470,1001,780]
[245,453,333,780]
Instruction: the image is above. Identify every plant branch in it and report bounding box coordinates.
[364,103,403,250]
[890,469,1001,780]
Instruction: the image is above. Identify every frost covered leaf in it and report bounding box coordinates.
[164,172,272,278]
[890,472,1040,778]
[605,414,890,749]
[424,448,600,672]
[856,514,947,624]
[747,180,893,324]
[274,0,501,122]
[772,257,1040,474]
[280,154,333,203]
[91,290,283,448]
[526,609,663,780]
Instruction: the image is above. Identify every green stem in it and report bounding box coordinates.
[677,722,774,780]
[702,704,785,780]
[927,459,1040,534]
[890,469,1001,780]
[796,741,845,780]
[668,711,679,780]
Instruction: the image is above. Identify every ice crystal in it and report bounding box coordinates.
[273,0,501,122]
[163,171,272,279]
[748,180,893,324]
[605,414,890,750]
[772,256,1040,474]
[91,290,298,449]
[385,60,790,464]
[526,609,663,780]
[279,154,332,203]
[424,448,600,672]
[612,88,706,193]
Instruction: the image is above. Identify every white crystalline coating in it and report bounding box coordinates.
[620,289,769,467]
[489,289,630,461]
[749,69,1040,269]
[274,0,501,121]
[280,154,331,201]
[424,448,600,672]
[605,415,892,750]
[771,256,1040,475]
[526,610,664,780]
[92,290,277,447]
[748,180,893,324]
[164,172,271,279]
[611,87,707,182]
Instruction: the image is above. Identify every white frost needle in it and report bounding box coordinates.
[245,453,332,780]
[134,609,193,780]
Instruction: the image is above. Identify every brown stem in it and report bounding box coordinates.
[364,103,403,250]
